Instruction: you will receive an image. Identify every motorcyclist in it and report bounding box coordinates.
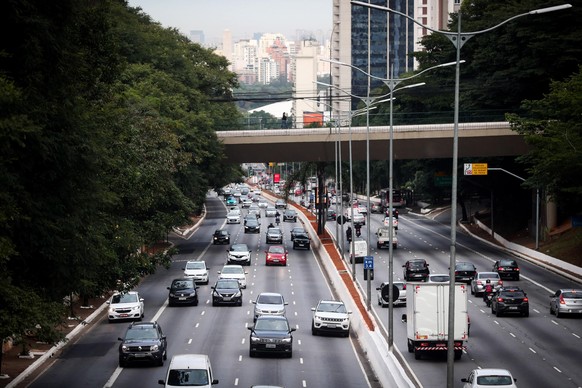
[275,212,280,225]
[346,226,352,242]
[268,222,275,229]
[354,223,362,237]
[483,279,494,304]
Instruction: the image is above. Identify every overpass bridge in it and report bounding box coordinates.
[216,121,527,164]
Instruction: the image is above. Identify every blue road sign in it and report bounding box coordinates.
[363,256,374,269]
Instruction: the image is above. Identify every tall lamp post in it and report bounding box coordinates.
[324,58,458,348]
[351,1,571,386]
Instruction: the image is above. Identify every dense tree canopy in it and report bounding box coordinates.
[0,0,243,345]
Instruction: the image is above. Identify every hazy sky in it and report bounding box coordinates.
[127,0,333,43]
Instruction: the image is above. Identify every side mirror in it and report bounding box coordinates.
[461,378,468,383]
[159,379,166,385]
[401,314,407,323]
[290,328,297,333]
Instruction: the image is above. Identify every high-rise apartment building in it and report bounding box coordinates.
[189,30,205,44]
[330,0,456,120]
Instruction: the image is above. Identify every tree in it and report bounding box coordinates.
[508,66,582,216]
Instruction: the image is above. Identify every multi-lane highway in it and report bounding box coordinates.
[325,202,582,388]
[28,193,377,388]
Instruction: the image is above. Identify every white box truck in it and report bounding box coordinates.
[376,226,397,249]
[402,282,468,360]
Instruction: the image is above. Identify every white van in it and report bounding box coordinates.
[349,239,368,263]
[158,354,218,387]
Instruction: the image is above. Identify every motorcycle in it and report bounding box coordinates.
[484,291,494,307]
[355,226,362,237]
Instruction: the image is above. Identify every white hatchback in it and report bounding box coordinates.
[217,265,248,288]
[183,260,209,285]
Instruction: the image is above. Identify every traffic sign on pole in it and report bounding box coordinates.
[363,256,374,269]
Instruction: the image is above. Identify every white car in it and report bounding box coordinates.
[183,260,209,284]
[217,265,248,288]
[265,206,277,217]
[376,281,407,307]
[107,291,144,323]
[258,199,268,208]
[427,273,450,283]
[311,300,352,337]
[226,211,241,224]
[461,368,517,388]
[383,216,398,229]
[227,243,251,266]
[252,292,288,321]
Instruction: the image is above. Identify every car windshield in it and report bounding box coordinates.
[500,291,525,298]
[268,228,282,234]
[125,327,158,340]
[476,375,513,385]
[231,245,248,252]
[222,267,243,274]
[168,369,209,386]
[499,260,517,266]
[255,318,288,331]
[318,302,347,313]
[563,291,582,299]
[172,280,193,290]
[112,293,138,304]
[217,280,239,289]
[268,246,285,254]
[430,275,450,282]
[258,294,283,304]
[186,262,205,270]
[457,263,475,270]
[480,273,500,279]
[409,261,426,268]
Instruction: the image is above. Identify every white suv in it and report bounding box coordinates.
[311,300,352,337]
[183,260,209,284]
[107,291,144,323]
[252,292,287,321]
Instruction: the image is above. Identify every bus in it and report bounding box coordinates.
[379,188,409,210]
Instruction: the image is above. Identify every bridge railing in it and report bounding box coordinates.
[216,121,512,137]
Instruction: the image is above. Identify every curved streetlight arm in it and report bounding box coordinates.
[322,58,462,90]
[316,81,392,107]
[351,1,571,46]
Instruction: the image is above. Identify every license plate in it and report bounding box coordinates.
[327,324,337,328]
[223,297,231,301]
[134,354,147,358]
[179,297,187,300]
[266,344,276,349]
[509,306,518,310]
[120,314,128,317]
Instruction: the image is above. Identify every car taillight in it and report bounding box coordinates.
[497,280,503,286]
[498,267,505,271]
[560,295,566,304]
[477,280,482,285]
[497,297,504,302]
[523,297,529,302]
[402,284,407,290]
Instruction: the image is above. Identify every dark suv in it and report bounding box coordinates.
[493,259,520,280]
[118,321,167,367]
[403,259,430,281]
[491,289,529,317]
[292,231,311,250]
[212,229,230,245]
[452,262,477,284]
[167,278,199,306]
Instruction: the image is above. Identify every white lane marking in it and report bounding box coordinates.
[572,333,580,339]
[188,338,192,344]
[234,377,239,386]
[529,348,536,353]
[553,366,562,373]
[509,333,516,338]
[103,367,123,388]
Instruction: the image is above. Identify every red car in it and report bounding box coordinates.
[265,245,288,266]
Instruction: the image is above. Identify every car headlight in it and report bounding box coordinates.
[234,291,242,297]
[121,344,129,351]
[169,292,176,297]
[250,335,260,342]
[131,305,140,311]
[281,337,292,343]
[213,291,220,297]
[151,344,159,351]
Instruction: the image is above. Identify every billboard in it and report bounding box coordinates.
[273,173,280,183]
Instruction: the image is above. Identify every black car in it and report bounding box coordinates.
[452,262,477,284]
[244,218,261,233]
[167,278,199,306]
[248,316,296,358]
[211,278,243,306]
[283,209,297,222]
[290,226,306,241]
[118,321,167,367]
[292,231,311,250]
[266,227,283,244]
[493,259,520,280]
[403,259,430,282]
[491,289,529,317]
[212,229,230,245]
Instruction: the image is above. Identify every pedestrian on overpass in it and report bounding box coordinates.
[281,112,288,129]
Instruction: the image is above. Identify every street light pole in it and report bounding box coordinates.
[350,1,571,386]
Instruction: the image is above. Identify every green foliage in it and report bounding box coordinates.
[508,67,582,211]
[0,0,243,344]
